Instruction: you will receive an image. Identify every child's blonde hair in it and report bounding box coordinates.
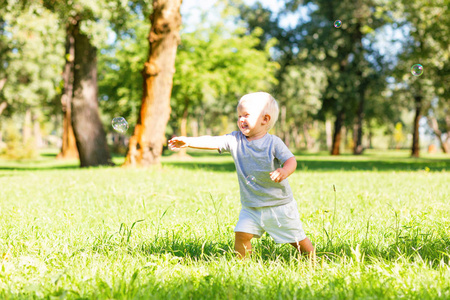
[237,92,279,130]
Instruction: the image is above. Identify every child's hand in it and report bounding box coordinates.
[168,136,189,151]
[270,168,288,183]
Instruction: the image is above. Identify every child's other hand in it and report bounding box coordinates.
[168,136,188,151]
[270,168,288,183]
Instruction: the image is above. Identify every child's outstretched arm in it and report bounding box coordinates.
[168,136,221,151]
[270,156,297,183]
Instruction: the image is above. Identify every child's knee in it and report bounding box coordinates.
[291,238,314,253]
[235,231,254,242]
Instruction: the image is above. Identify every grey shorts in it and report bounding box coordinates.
[234,200,307,244]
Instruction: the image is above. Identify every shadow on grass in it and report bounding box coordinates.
[40,152,58,158]
[0,154,123,171]
[138,238,234,260]
[163,154,450,172]
[163,160,237,172]
[1,150,448,172]
[295,158,449,172]
[314,235,450,267]
[128,228,450,267]
[0,164,80,171]
[90,221,235,260]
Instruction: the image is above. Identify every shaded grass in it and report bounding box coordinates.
[0,149,124,171]
[0,150,449,299]
[2,148,449,172]
[164,149,450,172]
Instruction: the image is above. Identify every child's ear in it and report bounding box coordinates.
[263,114,271,125]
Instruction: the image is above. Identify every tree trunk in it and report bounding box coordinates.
[190,119,198,137]
[292,125,303,150]
[124,0,182,167]
[177,97,190,157]
[33,113,43,148]
[71,20,112,167]
[411,95,422,158]
[303,122,314,151]
[353,95,364,155]
[367,128,373,149]
[352,22,365,155]
[445,114,450,133]
[198,113,205,136]
[57,28,79,160]
[58,111,79,159]
[342,125,347,150]
[443,111,450,153]
[428,116,449,153]
[0,78,6,115]
[331,110,345,155]
[23,108,32,144]
[445,114,450,153]
[325,119,332,151]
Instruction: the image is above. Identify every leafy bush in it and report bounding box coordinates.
[0,121,38,159]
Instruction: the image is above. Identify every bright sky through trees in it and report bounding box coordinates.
[181,0,305,30]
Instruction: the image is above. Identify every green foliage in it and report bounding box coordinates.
[1,0,448,154]
[170,21,278,136]
[277,64,326,133]
[0,2,65,115]
[297,0,389,123]
[0,121,38,159]
[393,122,406,148]
[42,0,139,48]
[236,0,394,152]
[98,11,149,131]
[98,2,278,137]
[389,0,449,132]
[393,0,449,98]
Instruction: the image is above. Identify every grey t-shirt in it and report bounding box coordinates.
[216,131,295,207]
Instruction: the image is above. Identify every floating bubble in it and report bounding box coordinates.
[112,117,129,133]
[245,175,256,186]
[334,20,342,28]
[411,64,423,76]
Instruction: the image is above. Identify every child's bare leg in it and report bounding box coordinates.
[234,232,254,259]
[290,237,315,257]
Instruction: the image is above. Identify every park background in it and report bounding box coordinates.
[0,0,448,162]
[0,0,449,299]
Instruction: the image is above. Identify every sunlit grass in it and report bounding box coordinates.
[0,150,449,298]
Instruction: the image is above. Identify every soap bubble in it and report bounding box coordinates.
[245,175,256,186]
[112,117,129,133]
[334,20,342,28]
[411,64,423,76]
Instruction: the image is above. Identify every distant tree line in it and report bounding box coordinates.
[0,0,448,167]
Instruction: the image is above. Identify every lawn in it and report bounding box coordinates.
[0,149,449,299]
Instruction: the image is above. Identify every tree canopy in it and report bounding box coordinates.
[1,0,449,160]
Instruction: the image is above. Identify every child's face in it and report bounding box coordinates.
[237,99,270,138]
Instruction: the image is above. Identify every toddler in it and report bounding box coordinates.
[168,92,314,258]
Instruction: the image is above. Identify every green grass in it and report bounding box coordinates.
[0,150,449,299]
